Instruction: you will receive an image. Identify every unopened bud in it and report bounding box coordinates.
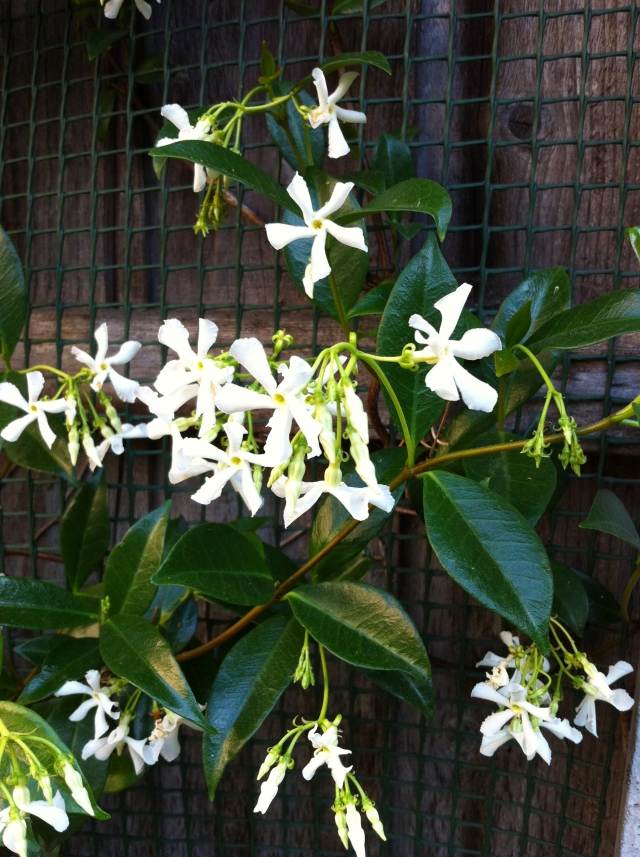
[67,424,80,465]
[257,749,280,781]
[363,801,386,841]
[334,807,349,849]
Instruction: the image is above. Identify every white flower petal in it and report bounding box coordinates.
[610,688,635,712]
[309,230,331,284]
[161,103,192,132]
[1,413,36,443]
[93,323,109,363]
[107,369,140,403]
[479,728,512,757]
[36,410,57,449]
[107,340,141,366]
[434,282,472,341]
[286,172,314,221]
[26,370,45,403]
[470,681,510,707]
[425,356,460,402]
[324,220,367,252]
[330,71,359,104]
[193,163,207,193]
[450,327,502,361]
[311,67,330,112]
[334,105,367,125]
[450,359,498,413]
[316,180,354,220]
[216,384,275,414]
[265,222,315,250]
[480,708,516,736]
[197,318,219,358]
[0,381,28,411]
[229,337,277,394]
[606,660,634,686]
[326,114,351,159]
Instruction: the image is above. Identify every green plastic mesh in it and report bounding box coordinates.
[1,1,639,855]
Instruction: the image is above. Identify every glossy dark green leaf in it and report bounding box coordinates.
[579,488,640,550]
[203,615,303,798]
[462,432,557,525]
[19,637,100,704]
[377,234,458,445]
[266,87,324,169]
[0,578,100,630]
[347,280,394,319]
[526,288,640,352]
[153,522,274,606]
[14,635,56,666]
[61,472,110,591]
[100,615,207,729]
[551,562,589,635]
[0,227,27,364]
[286,582,431,687]
[298,51,391,82]
[423,471,553,648]
[335,179,452,241]
[151,141,297,213]
[103,503,170,617]
[372,134,414,189]
[492,268,572,346]
[0,700,107,818]
[310,448,405,581]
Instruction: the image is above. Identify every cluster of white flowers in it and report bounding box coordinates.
[255,720,383,857]
[471,631,634,764]
[55,670,191,775]
[0,763,93,856]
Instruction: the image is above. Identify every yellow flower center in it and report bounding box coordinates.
[312,219,323,230]
[29,404,38,413]
[273,393,286,405]
[99,362,109,371]
[230,455,242,466]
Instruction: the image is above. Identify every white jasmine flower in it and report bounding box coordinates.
[90,423,149,470]
[82,719,147,775]
[168,429,215,485]
[471,681,553,761]
[479,714,582,765]
[265,173,367,298]
[345,803,367,857]
[0,372,67,448]
[574,660,634,737]
[409,283,502,412]
[216,337,321,462]
[62,762,94,816]
[71,323,141,402]
[55,669,119,740]
[302,724,352,788]
[102,0,160,20]
[143,711,186,765]
[180,421,276,515]
[12,787,69,834]
[0,810,27,857]
[156,106,214,192]
[272,463,393,528]
[253,760,288,814]
[308,68,367,159]
[156,318,233,436]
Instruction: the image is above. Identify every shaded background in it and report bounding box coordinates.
[1,1,640,855]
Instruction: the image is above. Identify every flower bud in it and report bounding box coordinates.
[363,801,386,841]
[257,749,280,781]
[334,807,349,849]
[82,432,103,470]
[67,424,80,465]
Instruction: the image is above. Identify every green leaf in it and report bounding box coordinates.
[579,488,640,550]
[100,615,207,729]
[377,234,458,445]
[259,41,277,79]
[19,637,100,704]
[0,701,107,819]
[61,472,110,591]
[298,51,391,82]
[286,582,431,688]
[203,615,303,798]
[551,562,589,635]
[310,448,404,581]
[335,179,452,242]
[153,523,275,606]
[526,289,640,352]
[86,29,127,60]
[492,268,572,346]
[266,87,324,169]
[347,280,393,319]
[626,226,640,264]
[0,226,27,365]
[423,471,553,648]
[151,141,297,214]
[0,578,99,630]
[103,503,170,617]
[576,571,621,625]
[372,134,414,190]
[462,432,557,525]
[333,0,388,14]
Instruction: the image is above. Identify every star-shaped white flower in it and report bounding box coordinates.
[82,719,147,775]
[11,787,69,834]
[409,283,502,412]
[71,323,141,402]
[180,421,276,515]
[574,660,634,737]
[215,337,321,463]
[143,711,188,765]
[301,724,352,788]
[156,105,214,192]
[253,760,288,815]
[0,372,67,448]
[156,318,233,437]
[308,68,367,159]
[102,0,160,20]
[0,808,27,857]
[91,423,149,470]
[265,173,367,298]
[55,669,119,740]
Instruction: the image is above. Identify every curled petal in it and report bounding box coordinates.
[326,115,351,159]
[107,369,140,403]
[197,318,219,357]
[330,71,359,104]
[450,327,502,361]
[450,359,498,413]
[334,105,367,125]
[286,172,314,221]
[316,180,354,220]
[425,357,460,402]
[161,103,192,132]
[26,370,45,403]
[606,660,634,686]
[324,220,367,252]
[0,381,28,411]
[107,340,141,366]
[434,282,472,341]
[311,68,330,112]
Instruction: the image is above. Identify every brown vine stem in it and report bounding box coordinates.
[176,399,637,663]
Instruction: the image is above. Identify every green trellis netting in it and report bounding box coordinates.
[1,1,639,855]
